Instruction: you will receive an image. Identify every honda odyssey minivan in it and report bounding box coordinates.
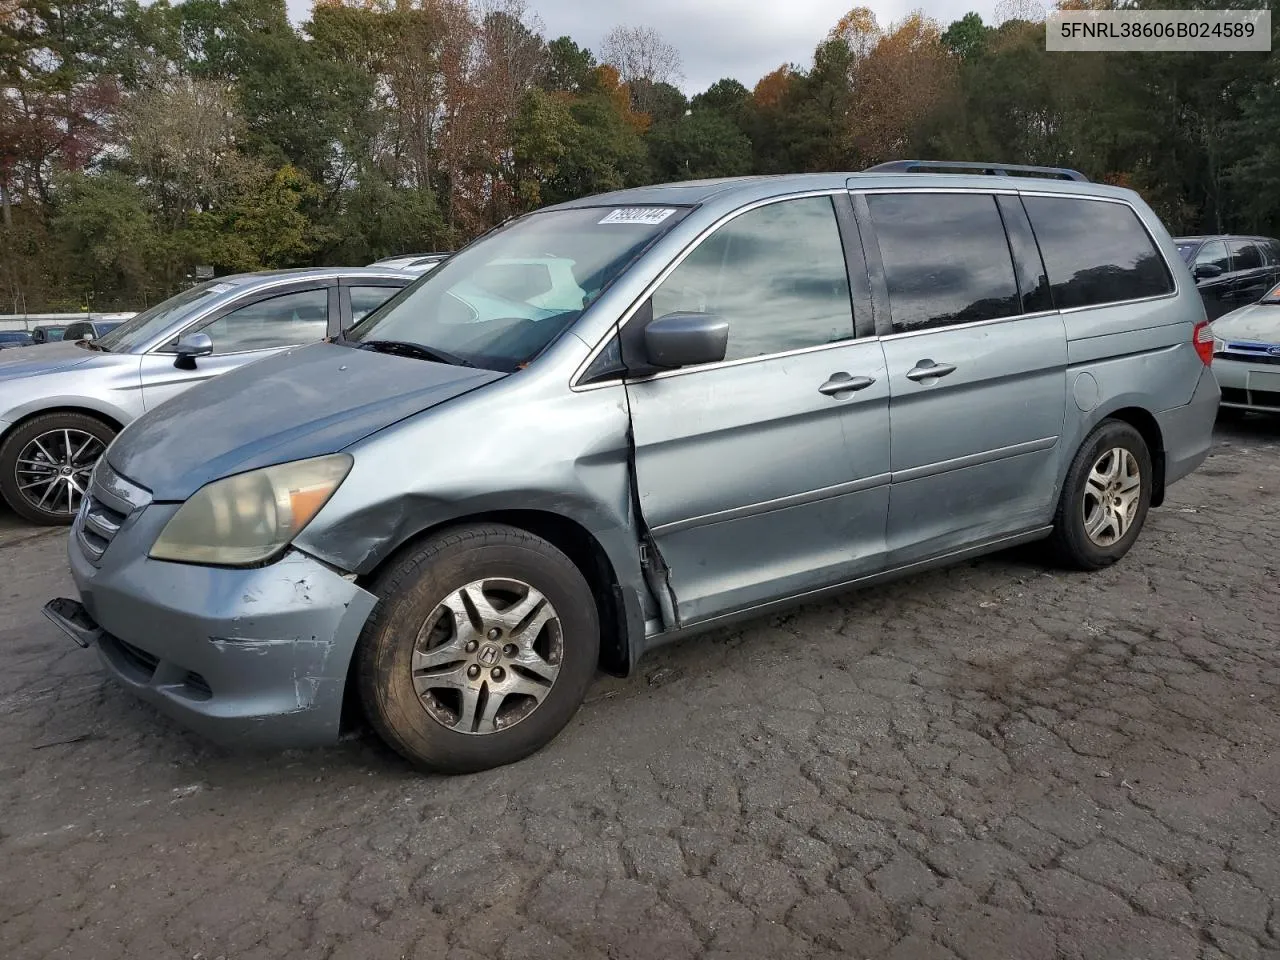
[46,162,1220,773]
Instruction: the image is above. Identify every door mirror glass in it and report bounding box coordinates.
[174,332,214,369]
[80,330,96,341]
[644,312,729,369]
[1194,262,1223,280]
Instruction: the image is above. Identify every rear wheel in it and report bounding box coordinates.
[356,523,599,774]
[1046,419,1153,571]
[0,412,116,525]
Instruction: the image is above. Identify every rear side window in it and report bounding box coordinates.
[867,192,1020,333]
[1228,239,1263,271]
[1022,197,1174,309]
[1264,240,1280,265]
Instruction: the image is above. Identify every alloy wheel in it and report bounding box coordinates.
[13,429,103,519]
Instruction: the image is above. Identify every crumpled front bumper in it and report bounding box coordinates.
[50,500,378,749]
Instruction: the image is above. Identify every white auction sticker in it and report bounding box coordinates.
[599,208,677,225]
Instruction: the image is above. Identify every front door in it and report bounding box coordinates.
[140,285,334,411]
[1226,238,1272,312]
[625,195,891,625]
[1192,240,1232,320]
[860,190,1068,564]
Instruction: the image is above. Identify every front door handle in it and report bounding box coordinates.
[905,360,957,382]
[819,373,876,396]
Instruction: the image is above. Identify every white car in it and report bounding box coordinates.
[1210,280,1280,416]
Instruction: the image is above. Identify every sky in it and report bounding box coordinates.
[282,0,1008,94]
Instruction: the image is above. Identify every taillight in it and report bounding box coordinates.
[1193,320,1214,366]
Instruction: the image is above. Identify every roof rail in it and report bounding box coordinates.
[863,160,1089,183]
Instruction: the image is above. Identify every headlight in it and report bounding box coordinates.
[1213,337,1226,354]
[149,454,352,565]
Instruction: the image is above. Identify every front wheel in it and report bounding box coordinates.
[356,524,600,774]
[1046,419,1153,571]
[0,412,117,525]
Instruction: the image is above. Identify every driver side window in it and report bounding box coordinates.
[196,288,329,353]
[1195,241,1230,274]
[649,196,855,363]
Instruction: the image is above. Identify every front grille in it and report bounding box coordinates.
[1220,385,1280,411]
[1216,349,1280,367]
[76,496,126,562]
[1222,387,1249,404]
[73,461,151,565]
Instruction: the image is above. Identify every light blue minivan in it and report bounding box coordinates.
[46,161,1219,773]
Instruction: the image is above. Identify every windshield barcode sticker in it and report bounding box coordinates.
[599,208,676,225]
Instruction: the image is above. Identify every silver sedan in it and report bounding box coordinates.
[0,267,418,525]
[1210,280,1280,417]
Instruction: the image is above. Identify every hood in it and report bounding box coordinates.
[1211,303,1280,344]
[108,340,505,500]
[0,340,96,379]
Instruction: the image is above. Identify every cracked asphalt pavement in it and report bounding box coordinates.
[2,419,1279,960]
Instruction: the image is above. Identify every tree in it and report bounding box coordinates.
[545,36,595,93]
[600,25,683,115]
[941,12,987,60]
[647,111,752,181]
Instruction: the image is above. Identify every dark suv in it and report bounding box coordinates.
[1176,234,1280,320]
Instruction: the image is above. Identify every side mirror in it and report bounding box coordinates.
[643,312,729,369]
[1194,263,1223,280]
[80,330,96,341]
[174,332,214,369]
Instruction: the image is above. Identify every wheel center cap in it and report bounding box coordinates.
[60,466,72,476]
[478,644,501,666]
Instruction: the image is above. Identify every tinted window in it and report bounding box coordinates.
[1228,239,1263,271]
[350,285,403,324]
[1194,240,1230,274]
[1023,197,1174,309]
[63,323,88,340]
[868,192,1020,333]
[650,196,854,361]
[196,289,329,353]
[1176,243,1199,263]
[1265,240,1280,266]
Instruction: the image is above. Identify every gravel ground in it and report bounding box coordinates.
[2,418,1278,960]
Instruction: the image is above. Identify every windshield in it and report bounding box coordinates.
[97,282,228,352]
[347,205,689,371]
[1176,243,1199,263]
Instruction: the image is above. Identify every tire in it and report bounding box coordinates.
[1046,419,1153,571]
[0,412,117,525]
[356,523,600,774]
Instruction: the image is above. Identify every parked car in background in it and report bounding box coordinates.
[0,267,419,524]
[30,324,67,344]
[45,163,1217,774]
[1210,279,1280,416]
[369,252,451,272]
[1176,234,1280,320]
[0,331,34,350]
[62,319,124,342]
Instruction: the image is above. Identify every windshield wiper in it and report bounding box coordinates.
[356,339,474,367]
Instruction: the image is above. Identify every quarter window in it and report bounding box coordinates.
[1228,239,1263,271]
[649,196,855,362]
[868,192,1021,333]
[196,288,329,353]
[1022,197,1174,309]
[350,285,403,324]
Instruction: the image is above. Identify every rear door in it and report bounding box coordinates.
[139,282,337,411]
[624,193,891,624]
[856,189,1068,564]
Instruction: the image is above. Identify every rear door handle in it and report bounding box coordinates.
[905,360,957,382]
[818,373,876,396]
